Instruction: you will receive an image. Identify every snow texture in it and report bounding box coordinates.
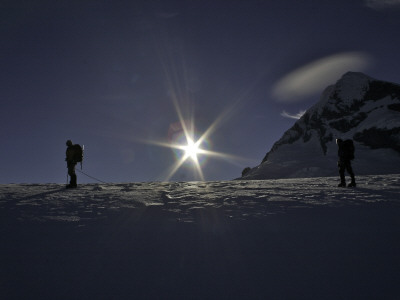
[244,72,400,180]
[1,175,400,299]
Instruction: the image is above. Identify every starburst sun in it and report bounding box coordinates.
[181,138,202,161]
[140,45,251,181]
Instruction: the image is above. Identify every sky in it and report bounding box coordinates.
[1,0,400,184]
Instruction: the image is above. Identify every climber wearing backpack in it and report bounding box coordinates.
[336,138,356,187]
[65,140,83,188]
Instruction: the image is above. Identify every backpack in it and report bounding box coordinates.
[73,144,84,163]
[342,139,355,160]
[67,144,84,164]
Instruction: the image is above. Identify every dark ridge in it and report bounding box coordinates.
[364,80,400,101]
[354,127,400,153]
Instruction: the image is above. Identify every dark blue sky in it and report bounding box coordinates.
[2,0,400,183]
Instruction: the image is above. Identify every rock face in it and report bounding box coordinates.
[243,72,400,179]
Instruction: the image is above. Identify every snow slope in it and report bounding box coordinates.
[1,175,400,299]
[1,175,399,224]
[243,72,400,179]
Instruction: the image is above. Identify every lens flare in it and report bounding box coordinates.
[138,40,255,181]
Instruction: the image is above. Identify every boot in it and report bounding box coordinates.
[348,180,356,187]
[338,172,346,187]
[66,174,77,188]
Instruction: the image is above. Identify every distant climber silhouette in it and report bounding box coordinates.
[65,140,80,188]
[336,139,356,187]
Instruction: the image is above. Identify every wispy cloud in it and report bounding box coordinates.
[281,110,306,120]
[272,52,373,103]
[365,0,400,9]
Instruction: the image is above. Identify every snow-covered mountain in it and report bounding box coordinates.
[243,72,400,180]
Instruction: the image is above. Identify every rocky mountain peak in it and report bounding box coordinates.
[242,73,400,180]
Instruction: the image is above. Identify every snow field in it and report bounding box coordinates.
[1,175,399,299]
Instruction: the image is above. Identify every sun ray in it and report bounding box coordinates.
[144,40,262,181]
[138,118,254,181]
[192,156,205,181]
[164,153,189,181]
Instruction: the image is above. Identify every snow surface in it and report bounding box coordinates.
[1,175,400,299]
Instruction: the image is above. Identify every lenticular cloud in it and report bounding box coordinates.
[272,52,373,102]
[365,0,400,10]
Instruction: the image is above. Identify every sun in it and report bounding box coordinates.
[137,44,253,181]
[140,117,248,181]
[182,138,202,161]
[141,113,247,181]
